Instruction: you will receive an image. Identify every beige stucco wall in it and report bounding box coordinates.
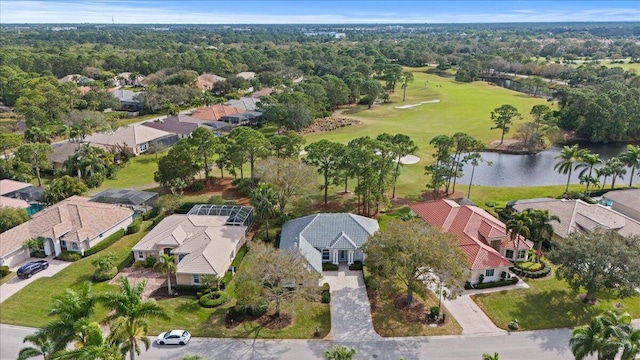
[1,247,30,269]
[469,266,511,284]
[176,273,195,286]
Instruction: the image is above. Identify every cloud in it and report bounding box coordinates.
[2,1,640,24]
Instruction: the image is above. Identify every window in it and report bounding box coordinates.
[178,254,185,262]
[61,240,67,247]
[193,274,200,285]
[137,251,144,260]
[140,143,148,152]
[230,250,234,261]
[505,249,514,259]
[71,242,79,250]
[517,250,527,260]
[485,269,495,277]
[322,249,330,261]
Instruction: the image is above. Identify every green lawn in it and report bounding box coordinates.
[0,224,149,327]
[473,271,640,331]
[305,69,551,199]
[0,221,331,339]
[90,153,165,195]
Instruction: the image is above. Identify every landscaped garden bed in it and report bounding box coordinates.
[511,260,552,279]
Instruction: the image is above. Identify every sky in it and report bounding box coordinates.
[2,1,640,24]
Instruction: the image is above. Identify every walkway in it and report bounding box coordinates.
[321,266,381,341]
[0,256,72,303]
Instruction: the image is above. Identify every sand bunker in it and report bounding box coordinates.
[398,155,420,164]
[394,99,440,109]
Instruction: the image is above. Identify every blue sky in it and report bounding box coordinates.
[2,1,639,24]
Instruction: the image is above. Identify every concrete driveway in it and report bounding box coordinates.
[0,257,71,303]
[321,266,381,341]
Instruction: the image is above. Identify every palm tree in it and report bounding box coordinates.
[41,282,97,353]
[576,152,602,193]
[201,274,222,294]
[153,253,177,296]
[608,157,627,189]
[505,211,532,262]
[482,353,500,360]
[595,166,611,190]
[250,183,278,242]
[18,331,57,360]
[57,322,122,360]
[619,144,640,187]
[554,144,587,194]
[527,209,560,263]
[570,310,637,360]
[324,345,356,360]
[100,277,169,360]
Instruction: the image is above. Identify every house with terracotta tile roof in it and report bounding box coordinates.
[0,196,134,268]
[510,198,640,239]
[279,213,380,273]
[196,73,226,91]
[411,199,533,284]
[83,125,178,156]
[190,105,246,122]
[131,205,253,286]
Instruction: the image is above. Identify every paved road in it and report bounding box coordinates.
[0,323,594,360]
[0,257,71,303]
[322,267,380,341]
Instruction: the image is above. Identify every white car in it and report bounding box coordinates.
[156,330,191,345]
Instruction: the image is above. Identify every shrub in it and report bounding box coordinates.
[508,319,520,331]
[174,284,206,295]
[151,214,166,227]
[248,303,268,317]
[222,244,248,288]
[348,261,363,270]
[474,279,518,289]
[321,282,330,293]
[464,281,473,290]
[0,265,10,278]
[501,271,508,279]
[93,267,118,282]
[191,181,204,192]
[30,250,46,258]
[133,260,146,268]
[83,229,125,257]
[322,263,339,271]
[145,256,157,268]
[231,178,252,196]
[57,251,82,262]
[478,274,485,284]
[126,218,142,235]
[228,306,247,322]
[117,253,134,271]
[321,291,331,304]
[199,291,230,308]
[430,306,440,319]
[142,207,159,221]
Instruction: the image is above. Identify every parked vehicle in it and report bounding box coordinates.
[16,260,49,279]
[156,330,191,345]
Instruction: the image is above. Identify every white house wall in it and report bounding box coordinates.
[1,247,30,269]
[81,215,134,254]
[469,266,511,284]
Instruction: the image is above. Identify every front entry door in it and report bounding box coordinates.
[339,250,347,262]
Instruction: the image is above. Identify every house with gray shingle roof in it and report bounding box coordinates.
[279,213,380,273]
[601,189,640,223]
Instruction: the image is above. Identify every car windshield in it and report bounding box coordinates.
[182,331,188,337]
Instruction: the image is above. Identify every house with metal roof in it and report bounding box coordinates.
[131,204,253,286]
[279,213,380,273]
[411,199,533,284]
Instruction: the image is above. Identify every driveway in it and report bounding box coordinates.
[0,257,71,303]
[321,266,381,341]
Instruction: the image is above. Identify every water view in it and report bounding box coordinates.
[460,143,634,187]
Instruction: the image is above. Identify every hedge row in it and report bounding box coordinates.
[199,291,230,308]
[320,282,331,304]
[142,207,160,221]
[511,266,551,279]
[473,277,519,289]
[349,261,363,271]
[322,263,339,271]
[222,244,248,287]
[84,229,126,257]
[57,251,82,262]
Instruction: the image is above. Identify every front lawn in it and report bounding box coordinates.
[91,153,165,194]
[473,272,640,331]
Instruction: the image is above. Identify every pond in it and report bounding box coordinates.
[459,143,634,187]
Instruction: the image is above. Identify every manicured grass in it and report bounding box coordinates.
[473,269,640,331]
[371,289,463,336]
[148,297,330,339]
[0,223,149,327]
[90,153,165,194]
[305,69,551,198]
[0,272,16,286]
